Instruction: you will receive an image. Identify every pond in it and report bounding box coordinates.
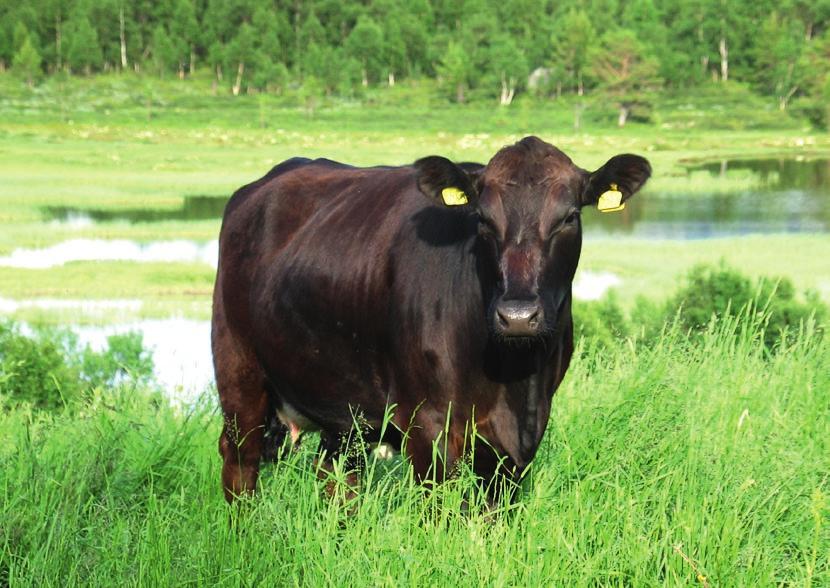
[43,158,830,240]
[0,239,217,268]
[74,319,213,403]
[582,157,830,239]
[44,195,228,224]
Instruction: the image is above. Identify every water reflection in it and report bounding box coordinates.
[584,157,830,239]
[44,195,228,224]
[37,158,830,239]
[0,239,218,268]
[687,157,830,191]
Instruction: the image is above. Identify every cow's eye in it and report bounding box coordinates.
[548,211,580,241]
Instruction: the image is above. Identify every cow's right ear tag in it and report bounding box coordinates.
[597,183,625,212]
[441,187,468,206]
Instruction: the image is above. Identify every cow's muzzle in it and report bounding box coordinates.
[494,298,544,338]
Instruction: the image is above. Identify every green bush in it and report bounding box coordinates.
[667,263,755,333]
[572,263,827,354]
[572,292,630,352]
[0,322,155,411]
[0,323,80,410]
[666,263,826,349]
[80,332,154,389]
[756,277,827,349]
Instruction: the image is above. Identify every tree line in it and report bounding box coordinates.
[2,0,829,114]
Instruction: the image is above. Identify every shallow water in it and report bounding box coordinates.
[0,297,142,313]
[0,239,218,268]
[44,195,228,224]
[583,157,830,239]
[73,319,213,403]
[42,158,830,240]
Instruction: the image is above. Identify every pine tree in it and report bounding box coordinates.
[151,25,176,77]
[345,16,383,86]
[438,41,471,103]
[487,35,528,105]
[13,36,41,85]
[753,12,804,110]
[66,15,103,74]
[227,23,255,95]
[588,29,662,126]
[170,0,199,76]
[551,9,596,96]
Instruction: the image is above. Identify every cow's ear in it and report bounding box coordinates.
[414,156,482,207]
[581,154,651,209]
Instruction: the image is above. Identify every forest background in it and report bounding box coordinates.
[3,0,830,127]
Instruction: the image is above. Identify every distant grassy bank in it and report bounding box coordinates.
[2,235,829,325]
[3,73,829,234]
[1,318,827,586]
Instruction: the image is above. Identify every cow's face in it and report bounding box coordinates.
[416,136,650,342]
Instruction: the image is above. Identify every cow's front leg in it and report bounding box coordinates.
[214,336,269,502]
[219,399,268,502]
[404,412,465,486]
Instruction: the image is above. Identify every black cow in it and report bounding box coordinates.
[212,136,651,502]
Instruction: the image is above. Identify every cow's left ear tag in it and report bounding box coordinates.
[441,187,468,206]
[597,183,625,212]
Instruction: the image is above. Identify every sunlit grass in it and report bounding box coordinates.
[1,318,827,585]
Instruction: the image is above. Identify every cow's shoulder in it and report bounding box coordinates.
[224,157,328,218]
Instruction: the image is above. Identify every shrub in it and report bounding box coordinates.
[0,322,80,410]
[666,263,827,349]
[80,332,155,389]
[756,278,827,348]
[667,262,755,333]
[0,322,155,411]
[629,295,665,344]
[573,263,827,354]
[572,292,629,351]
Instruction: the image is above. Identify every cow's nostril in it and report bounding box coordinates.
[495,301,543,336]
[527,311,539,329]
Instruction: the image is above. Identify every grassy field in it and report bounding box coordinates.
[1,75,829,585]
[1,74,829,323]
[1,319,827,586]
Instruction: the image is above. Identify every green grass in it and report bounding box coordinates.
[582,234,830,305]
[1,73,828,585]
[1,319,827,586]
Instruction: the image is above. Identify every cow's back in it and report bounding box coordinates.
[216,159,411,319]
[214,158,459,428]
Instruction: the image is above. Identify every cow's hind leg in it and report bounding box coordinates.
[261,413,290,463]
[315,430,366,501]
[213,321,269,503]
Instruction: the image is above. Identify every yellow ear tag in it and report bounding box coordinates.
[597,183,625,213]
[441,187,468,206]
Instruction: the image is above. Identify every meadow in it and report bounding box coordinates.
[1,73,829,586]
[1,317,828,586]
[2,74,830,323]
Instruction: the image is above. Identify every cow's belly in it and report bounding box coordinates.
[256,323,394,433]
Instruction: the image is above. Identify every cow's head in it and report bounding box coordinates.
[415,136,650,342]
